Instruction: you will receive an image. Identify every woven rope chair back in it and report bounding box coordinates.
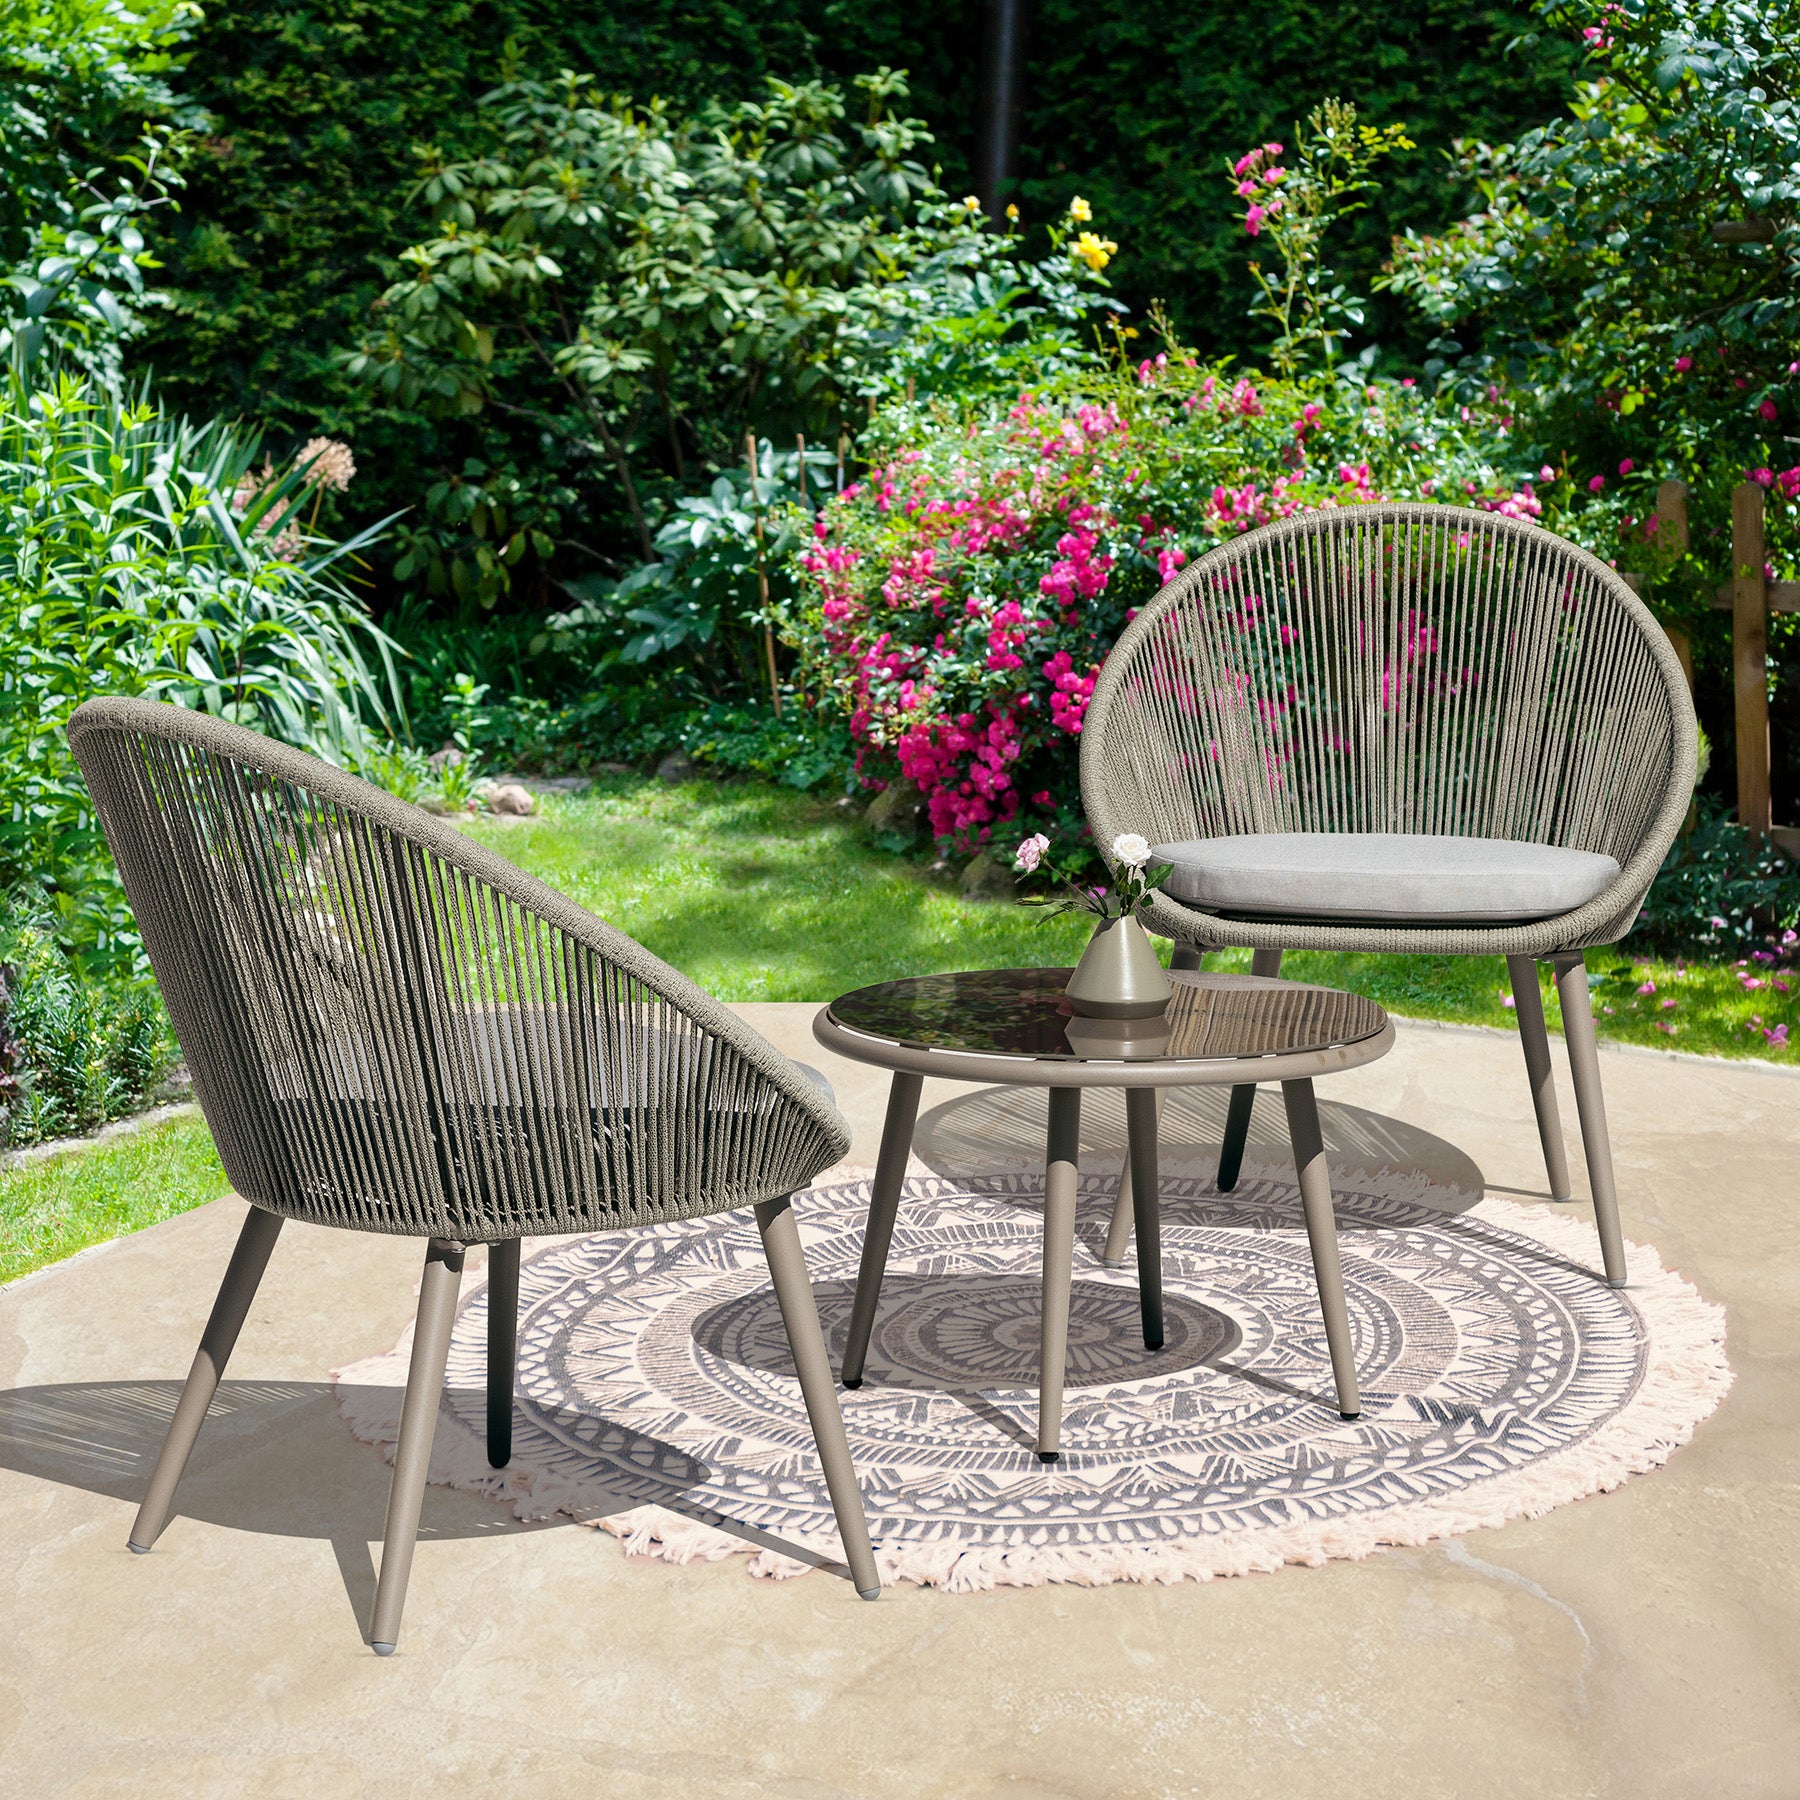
[69,698,846,1243]
[1084,504,1693,873]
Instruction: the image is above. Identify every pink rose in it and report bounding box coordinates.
[1588,475,1606,493]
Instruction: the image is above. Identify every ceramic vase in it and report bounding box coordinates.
[1064,913,1173,1019]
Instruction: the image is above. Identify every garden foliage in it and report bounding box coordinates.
[0,362,401,962]
[1,0,201,380]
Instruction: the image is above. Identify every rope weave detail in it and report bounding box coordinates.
[1081,505,1698,955]
[70,699,850,1240]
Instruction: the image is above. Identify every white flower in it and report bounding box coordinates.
[297,436,357,493]
[1013,832,1051,874]
[1111,832,1152,869]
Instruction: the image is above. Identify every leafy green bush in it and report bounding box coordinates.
[0,891,177,1147]
[2,0,201,379]
[1632,798,1800,956]
[342,64,960,574]
[0,360,401,960]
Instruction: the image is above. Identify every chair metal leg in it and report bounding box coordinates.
[1038,1087,1081,1462]
[842,1070,922,1388]
[1169,943,1204,973]
[368,1237,464,1656]
[1281,1079,1361,1419]
[755,1195,881,1600]
[129,1204,284,1553]
[1217,946,1283,1190]
[1553,952,1629,1288]
[486,1238,521,1470]
[1507,954,1572,1203]
[1126,1087,1163,1350]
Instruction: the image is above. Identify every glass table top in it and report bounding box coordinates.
[825,968,1387,1064]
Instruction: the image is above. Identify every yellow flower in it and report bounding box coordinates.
[1072,230,1117,272]
[1068,195,1093,222]
[961,194,982,211]
[1005,203,1019,221]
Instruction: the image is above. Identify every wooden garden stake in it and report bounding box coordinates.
[837,431,848,493]
[745,430,781,719]
[793,434,810,708]
[1654,479,1695,694]
[1733,479,1769,835]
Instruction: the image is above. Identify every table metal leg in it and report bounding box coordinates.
[1125,1088,1163,1349]
[1217,946,1283,1190]
[1281,1078,1361,1419]
[1038,1087,1081,1462]
[841,1070,923,1388]
[1102,1151,1135,1269]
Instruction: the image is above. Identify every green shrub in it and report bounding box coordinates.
[0,360,402,961]
[0,892,177,1147]
[1632,798,1800,957]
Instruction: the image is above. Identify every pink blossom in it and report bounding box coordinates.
[1636,980,1656,996]
[1751,467,1774,488]
[1589,475,1606,493]
[1540,464,1556,481]
[1618,458,1634,475]
[1244,204,1266,236]
[1760,400,1779,422]
[1674,356,1692,373]
[1766,1024,1789,1049]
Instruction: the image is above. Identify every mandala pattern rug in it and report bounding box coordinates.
[335,1162,1731,1590]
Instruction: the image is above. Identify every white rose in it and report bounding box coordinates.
[1111,832,1152,869]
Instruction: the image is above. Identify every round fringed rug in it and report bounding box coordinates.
[335,1164,1731,1590]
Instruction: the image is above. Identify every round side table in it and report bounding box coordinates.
[813,967,1394,1460]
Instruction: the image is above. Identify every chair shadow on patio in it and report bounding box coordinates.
[0,1377,851,1626]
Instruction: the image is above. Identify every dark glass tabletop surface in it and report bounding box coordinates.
[825,968,1387,1064]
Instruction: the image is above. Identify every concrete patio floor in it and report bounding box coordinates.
[2,1006,1797,1798]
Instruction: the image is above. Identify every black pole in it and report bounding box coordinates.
[974,0,1027,219]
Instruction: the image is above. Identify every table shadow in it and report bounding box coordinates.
[911,1083,1491,1217]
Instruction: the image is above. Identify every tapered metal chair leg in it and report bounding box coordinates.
[1281,1079,1361,1419]
[1553,953,1629,1288]
[842,1071,922,1388]
[1217,946,1282,1190]
[1507,954,1572,1203]
[756,1196,881,1599]
[368,1238,464,1656]
[1038,1088,1081,1462]
[129,1205,284,1553]
[486,1238,521,1469]
[1169,944,1204,973]
[1125,1088,1163,1349]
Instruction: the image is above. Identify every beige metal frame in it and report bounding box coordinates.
[1081,505,1698,1289]
[73,697,881,1654]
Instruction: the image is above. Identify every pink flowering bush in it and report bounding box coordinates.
[792,337,1555,850]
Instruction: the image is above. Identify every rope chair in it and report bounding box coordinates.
[68,697,879,1655]
[1082,504,1697,1286]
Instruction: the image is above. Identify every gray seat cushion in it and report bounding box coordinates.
[1151,832,1621,923]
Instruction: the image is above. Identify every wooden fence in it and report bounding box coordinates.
[1626,479,1798,842]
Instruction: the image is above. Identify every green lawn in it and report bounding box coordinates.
[4,772,1791,1287]
[465,776,1800,1064]
[0,1111,228,1286]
